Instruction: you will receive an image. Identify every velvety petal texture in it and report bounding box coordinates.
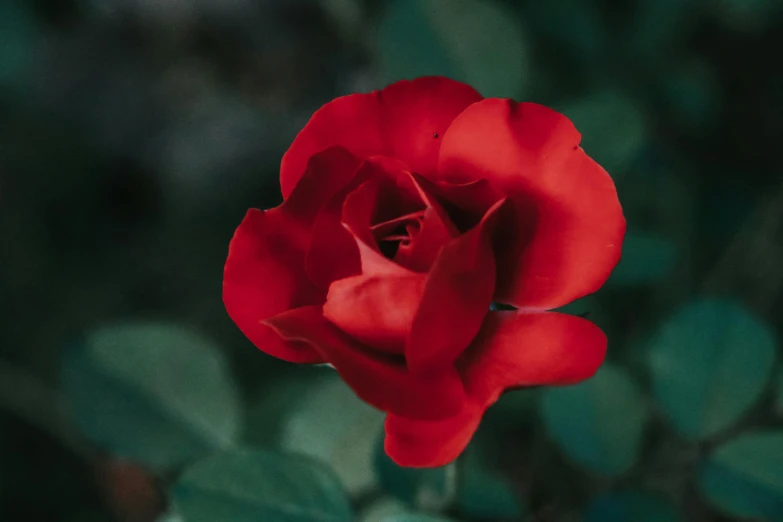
[223,209,324,363]
[280,77,482,198]
[224,76,624,469]
[459,311,608,403]
[223,147,361,363]
[341,179,418,277]
[405,198,506,372]
[384,404,483,468]
[385,311,607,467]
[306,156,412,286]
[264,306,466,420]
[386,173,460,272]
[323,274,425,355]
[437,99,626,310]
[377,77,484,176]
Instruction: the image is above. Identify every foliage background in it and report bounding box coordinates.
[2,0,783,520]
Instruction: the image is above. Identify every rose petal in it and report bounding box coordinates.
[458,311,607,405]
[391,173,460,272]
[223,148,359,363]
[385,311,607,467]
[370,210,427,238]
[281,77,482,198]
[279,147,363,234]
[378,77,483,176]
[341,178,417,277]
[280,93,382,199]
[405,198,507,373]
[264,306,466,420]
[390,207,451,271]
[323,274,426,354]
[222,209,325,363]
[423,177,508,232]
[306,156,411,287]
[384,403,483,468]
[437,98,626,310]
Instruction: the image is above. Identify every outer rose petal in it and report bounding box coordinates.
[437,99,626,310]
[281,94,382,199]
[384,404,483,468]
[264,306,466,420]
[459,311,607,404]
[279,147,363,235]
[222,209,324,363]
[222,148,360,363]
[385,311,606,467]
[280,77,482,198]
[378,77,483,176]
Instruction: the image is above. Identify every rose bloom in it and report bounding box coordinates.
[224,77,625,467]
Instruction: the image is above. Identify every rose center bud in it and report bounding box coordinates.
[371,210,425,260]
[342,166,503,276]
[369,174,463,273]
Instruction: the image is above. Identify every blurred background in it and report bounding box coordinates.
[2,0,783,520]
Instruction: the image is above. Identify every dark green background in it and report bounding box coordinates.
[2,0,783,520]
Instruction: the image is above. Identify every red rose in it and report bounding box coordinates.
[223,77,625,467]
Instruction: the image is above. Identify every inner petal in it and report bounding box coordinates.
[391,174,461,272]
[342,171,462,273]
[373,181,427,226]
[371,210,427,237]
[372,204,455,272]
[371,207,424,260]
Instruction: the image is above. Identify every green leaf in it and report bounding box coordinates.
[63,321,240,471]
[172,449,353,522]
[379,515,453,522]
[358,498,408,522]
[457,452,524,519]
[585,491,684,522]
[156,512,184,522]
[279,371,385,495]
[0,1,36,89]
[647,299,777,439]
[377,0,530,98]
[609,231,677,286]
[698,431,783,519]
[244,369,328,448]
[558,90,647,177]
[541,365,648,476]
[374,436,452,509]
